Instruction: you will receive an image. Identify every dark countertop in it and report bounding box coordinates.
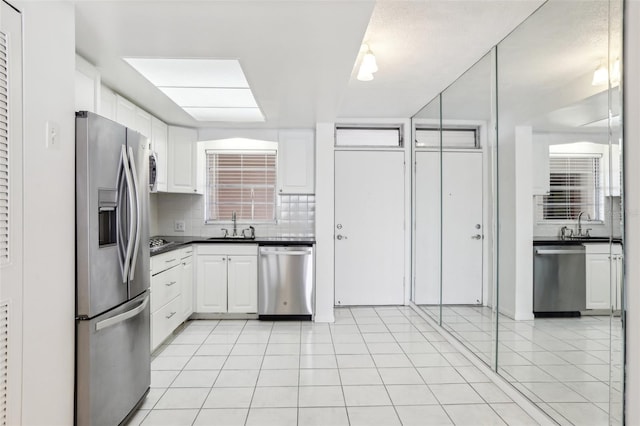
[533,236,623,245]
[150,235,316,256]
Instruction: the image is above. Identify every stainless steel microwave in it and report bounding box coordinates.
[149,151,158,192]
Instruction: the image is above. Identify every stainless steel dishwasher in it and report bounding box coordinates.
[258,245,314,320]
[533,244,586,317]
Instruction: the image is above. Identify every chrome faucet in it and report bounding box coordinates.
[560,226,573,240]
[577,211,591,237]
[232,211,238,236]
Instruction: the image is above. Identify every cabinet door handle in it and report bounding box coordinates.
[166,281,177,286]
[166,311,176,319]
[228,257,231,261]
[165,258,177,263]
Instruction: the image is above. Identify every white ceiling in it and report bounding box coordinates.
[75,0,545,129]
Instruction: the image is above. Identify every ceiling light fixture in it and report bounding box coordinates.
[357,44,378,82]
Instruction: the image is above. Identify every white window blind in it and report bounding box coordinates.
[415,128,478,148]
[205,151,277,222]
[0,32,8,265]
[536,154,603,221]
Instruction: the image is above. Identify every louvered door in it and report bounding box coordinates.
[0,3,23,426]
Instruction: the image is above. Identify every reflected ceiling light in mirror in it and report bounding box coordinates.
[592,59,621,86]
[357,44,378,81]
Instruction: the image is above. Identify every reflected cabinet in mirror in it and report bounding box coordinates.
[410,0,624,424]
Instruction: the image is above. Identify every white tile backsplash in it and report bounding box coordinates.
[152,193,315,238]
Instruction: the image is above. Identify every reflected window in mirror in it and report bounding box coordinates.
[538,154,603,222]
[415,127,479,149]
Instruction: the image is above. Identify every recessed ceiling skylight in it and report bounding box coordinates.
[123,58,264,122]
[183,107,264,122]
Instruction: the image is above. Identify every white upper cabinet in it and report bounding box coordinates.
[75,55,100,113]
[134,107,152,140]
[532,137,550,195]
[100,85,117,121]
[115,94,137,129]
[168,126,198,193]
[152,117,168,192]
[277,129,315,194]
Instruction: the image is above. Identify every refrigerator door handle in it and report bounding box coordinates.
[122,145,137,283]
[95,295,149,331]
[116,147,128,283]
[127,147,142,281]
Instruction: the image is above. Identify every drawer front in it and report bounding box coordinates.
[151,265,181,311]
[151,295,181,351]
[180,245,193,259]
[584,243,623,255]
[196,244,257,256]
[151,250,181,274]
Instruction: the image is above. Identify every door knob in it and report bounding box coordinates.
[336,235,347,240]
[471,234,482,240]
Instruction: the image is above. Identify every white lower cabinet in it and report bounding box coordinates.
[150,246,193,351]
[227,256,259,313]
[180,248,194,321]
[197,255,228,313]
[195,244,258,314]
[151,297,182,351]
[585,243,623,310]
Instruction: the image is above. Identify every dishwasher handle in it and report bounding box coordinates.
[535,249,585,255]
[260,247,313,256]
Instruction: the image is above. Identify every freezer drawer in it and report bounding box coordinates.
[258,246,314,319]
[76,291,150,426]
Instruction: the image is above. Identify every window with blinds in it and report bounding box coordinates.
[0,31,8,265]
[205,151,277,222]
[537,154,603,221]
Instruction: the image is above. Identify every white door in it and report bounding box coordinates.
[334,150,405,306]
[414,151,441,304]
[0,4,23,425]
[441,151,483,304]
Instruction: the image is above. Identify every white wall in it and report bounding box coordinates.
[624,1,640,423]
[497,126,517,318]
[198,127,279,143]
[17,1,76,424]
[514,127,534,320]
[314,123,335,322]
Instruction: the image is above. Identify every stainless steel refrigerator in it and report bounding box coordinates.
[75,111,150,426]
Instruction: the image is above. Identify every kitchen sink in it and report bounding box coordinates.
[207,236,255,242]
[564,237,613,243]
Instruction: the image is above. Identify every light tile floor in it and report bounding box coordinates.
[420,305,623,425]
[127,306,540,426]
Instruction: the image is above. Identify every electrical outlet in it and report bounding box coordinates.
[174,220,185,232]
[46,121,60,149]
